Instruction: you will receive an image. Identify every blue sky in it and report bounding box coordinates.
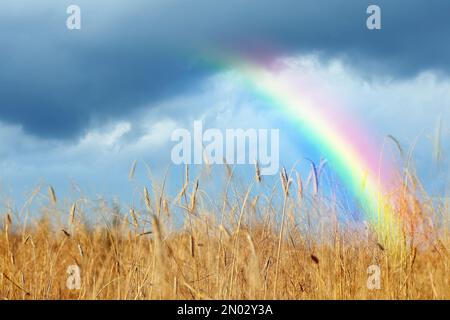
[0,1,449,206]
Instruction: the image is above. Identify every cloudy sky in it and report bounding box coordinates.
[0,0,448,205]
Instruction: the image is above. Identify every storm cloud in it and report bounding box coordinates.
[0,0,449,140]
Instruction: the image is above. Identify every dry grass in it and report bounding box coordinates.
[0,163,448,300]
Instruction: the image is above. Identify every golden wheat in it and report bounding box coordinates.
[0,164,448,300]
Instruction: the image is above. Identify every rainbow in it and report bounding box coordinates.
[209,54,404,243]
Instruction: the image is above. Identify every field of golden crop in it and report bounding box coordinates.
[0,164,448,300]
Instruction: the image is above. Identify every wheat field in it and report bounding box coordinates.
[0,163,448,300]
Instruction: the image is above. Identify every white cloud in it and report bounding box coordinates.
[81,122,131,149]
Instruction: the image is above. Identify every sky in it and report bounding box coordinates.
[0,1,449,207]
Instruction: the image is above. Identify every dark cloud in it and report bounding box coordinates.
[0,0,449,140]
